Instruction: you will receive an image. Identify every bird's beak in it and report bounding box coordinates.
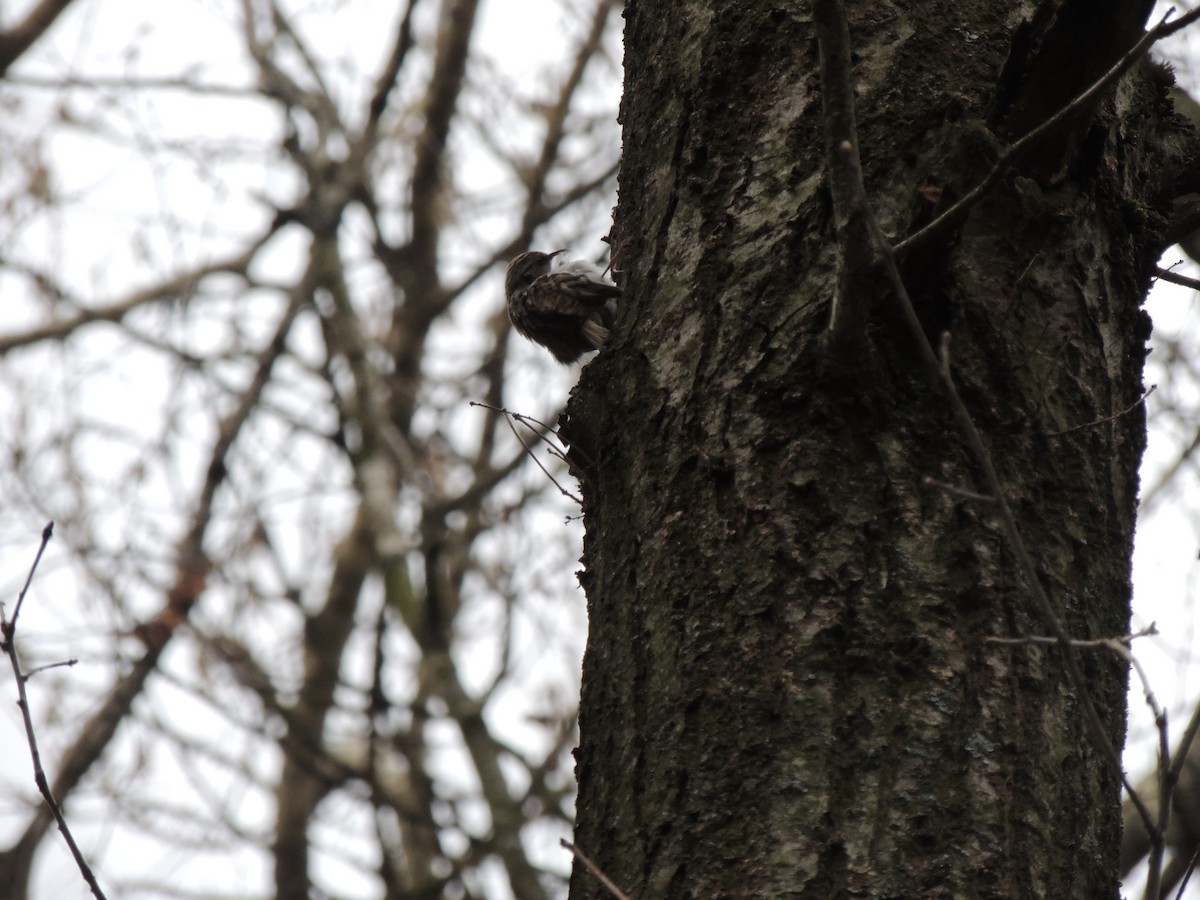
[549,249,567,259]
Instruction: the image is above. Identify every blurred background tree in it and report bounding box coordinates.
[0,1,621,897]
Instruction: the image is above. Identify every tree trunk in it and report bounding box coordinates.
[568,2,1182,897]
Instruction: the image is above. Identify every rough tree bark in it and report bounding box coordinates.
[568,2,1192,897]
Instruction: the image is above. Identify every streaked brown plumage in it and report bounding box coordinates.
[505,250,621,363]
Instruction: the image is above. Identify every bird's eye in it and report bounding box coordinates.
[516,262,545,290]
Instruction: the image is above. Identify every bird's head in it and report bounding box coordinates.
[505,249,566,298]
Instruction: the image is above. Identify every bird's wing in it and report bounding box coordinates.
[529,272,621,315]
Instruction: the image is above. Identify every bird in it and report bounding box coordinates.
[505,249,621,363]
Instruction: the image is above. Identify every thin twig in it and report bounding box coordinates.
[986,629,1167,762]
[1,523,108,899]
[24,657,78,678]
[1159,695,1200,898]
[470,401,582,505]
[470,400,597,489]
[1154,265,1200,292]
[8,520,52,634]
[922,477,996,503]
[1047,385,1156,437]
[507,415,581,505]
[814,0,874,356]
[1175,841,1200,900]
[1167,698,1200,805]
[984,624,1158,647]
[561,839,632,900]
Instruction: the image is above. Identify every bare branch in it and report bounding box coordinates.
[814,0,875,363]
[0,0,79,76]
[1154,265,1200,292]
[1,523,108,899]
[0,230,280,353]
[561,839,632,900]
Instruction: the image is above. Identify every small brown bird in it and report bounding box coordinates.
[505,249,621,363]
